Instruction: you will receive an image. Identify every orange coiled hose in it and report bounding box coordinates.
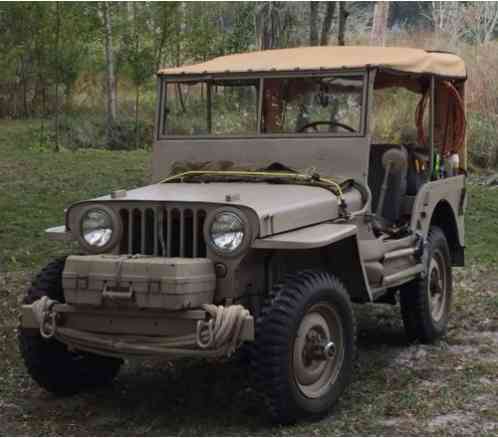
[415,80,466,156]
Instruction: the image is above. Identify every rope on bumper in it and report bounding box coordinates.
[197,304,250,356]
[29,297,250,357]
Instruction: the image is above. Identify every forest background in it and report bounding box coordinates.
[1,1,497,168]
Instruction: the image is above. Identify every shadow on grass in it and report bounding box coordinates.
[355,303,409,348]
[71,308,408,434]
[29,358,271,436]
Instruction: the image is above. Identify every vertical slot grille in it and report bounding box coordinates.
[119,206,207,257]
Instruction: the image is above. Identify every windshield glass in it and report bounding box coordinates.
[262,75,364,134]
[163,79,259,136]
[161,74,364,136]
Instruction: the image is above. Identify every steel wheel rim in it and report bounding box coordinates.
[428,249,447,322]
[292,302,345,399]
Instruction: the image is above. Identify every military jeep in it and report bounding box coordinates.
[19,46,467,424]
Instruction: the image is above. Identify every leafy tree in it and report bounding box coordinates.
[225,2,257,54]
[120,2,155,147]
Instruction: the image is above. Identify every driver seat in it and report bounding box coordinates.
[368,144,408,223]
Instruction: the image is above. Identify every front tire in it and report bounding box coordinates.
[18,258,122,396]
[252,271,356,424]
[400,226,453,343]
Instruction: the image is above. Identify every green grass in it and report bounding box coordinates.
[0,120,149,271]
[465,181,498,266]
[0,120,497,436]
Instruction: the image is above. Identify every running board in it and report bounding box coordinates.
[382,264,424,287]
[383,246,417,261]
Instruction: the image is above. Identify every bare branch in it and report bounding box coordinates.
[320,2,335,46]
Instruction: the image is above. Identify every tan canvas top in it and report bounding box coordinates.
[158,46,466,79]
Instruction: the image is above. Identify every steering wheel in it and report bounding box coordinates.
[297,121,356,133]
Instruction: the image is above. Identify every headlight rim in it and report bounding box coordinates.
[77,204,121,254]
[204,207,252,258]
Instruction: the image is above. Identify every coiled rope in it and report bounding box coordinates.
[416,80,466,156]
[197,304,250,354]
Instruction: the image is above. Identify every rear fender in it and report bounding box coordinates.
[410,176,466,266]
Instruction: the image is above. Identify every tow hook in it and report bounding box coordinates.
[32,296,59,339]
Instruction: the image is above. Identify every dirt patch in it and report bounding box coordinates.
[391,345,430,369]
[427,412,477,434]
[0,271,30,328]
[447,330,498,364]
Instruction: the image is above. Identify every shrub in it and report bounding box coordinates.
[58,113,105,149]
[35,112,154,151]
[467,112,498,169]
[107,118,153,150]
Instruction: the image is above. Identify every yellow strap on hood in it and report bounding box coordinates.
[160,170,345,199]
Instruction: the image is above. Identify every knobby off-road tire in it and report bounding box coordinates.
[18,257,122,396]
[252,271,356,424]
[400,226,453,343]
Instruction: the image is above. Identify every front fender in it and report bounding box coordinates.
[252,223,372,302]
[252,223,357,250]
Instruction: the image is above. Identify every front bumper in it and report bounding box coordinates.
[21,255,254,359]
[46,225,73,241]
[20,303,254,359]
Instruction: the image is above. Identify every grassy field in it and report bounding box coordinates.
[0,120,497,435]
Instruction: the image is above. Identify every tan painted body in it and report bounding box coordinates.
[22,47,467,361]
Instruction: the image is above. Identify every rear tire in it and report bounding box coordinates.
[400,227,453,343]
[252,271,356,424]
[18,257,122,396]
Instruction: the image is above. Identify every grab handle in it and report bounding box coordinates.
[102,284,134,301]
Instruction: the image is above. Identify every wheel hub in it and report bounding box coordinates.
[293,303,344,399]
[428,250,447,322]
[323,341,337,358]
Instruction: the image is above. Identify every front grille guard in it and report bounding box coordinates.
[118,206,208,258]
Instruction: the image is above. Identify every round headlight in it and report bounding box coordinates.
[209,211,245,253]
[81,208,114,248]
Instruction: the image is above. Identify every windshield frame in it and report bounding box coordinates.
[157,69,368,140]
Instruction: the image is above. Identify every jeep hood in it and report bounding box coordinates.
[92,182,362,237]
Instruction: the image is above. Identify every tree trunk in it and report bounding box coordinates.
[370,2,390,46]
[54,1,61,152]
[256,1,280,50]
[155,24,168,71]
[309,2,319,46]
[102,1,117,143]
[484,6,498,43]
[337,2,348,46]
[174,6,186,113]
[135,86,140,148]
[133,2,140,149]
[320,2,336,46]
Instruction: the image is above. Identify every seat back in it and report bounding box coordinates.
[368,144,407,222]
[404,144,428,196]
